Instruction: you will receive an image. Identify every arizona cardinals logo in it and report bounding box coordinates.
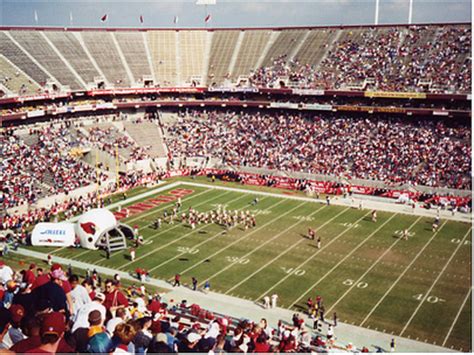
[80,222,96,235]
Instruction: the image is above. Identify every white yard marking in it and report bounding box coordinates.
[283,213,397,308]
[326,216,423,314]
[442,287,472,347]
[196,203,331,287]
[224,207,352,295]
[117,192,247,269]
[399,227,472,336]
[359,220,449,327]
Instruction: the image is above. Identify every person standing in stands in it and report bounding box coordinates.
[25,312,66,354]
[191,277,198,291]
[104,280,128,316]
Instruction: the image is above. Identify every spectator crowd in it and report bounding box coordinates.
[250,25,471,93]
[0,261,345,353]
[164,109,471,190]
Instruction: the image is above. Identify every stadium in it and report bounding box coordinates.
[0,0,472,353]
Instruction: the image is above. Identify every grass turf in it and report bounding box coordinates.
[16,179,472,351]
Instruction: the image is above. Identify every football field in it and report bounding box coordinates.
[27,181,472,351]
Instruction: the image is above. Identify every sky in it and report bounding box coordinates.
[0,0,471,28]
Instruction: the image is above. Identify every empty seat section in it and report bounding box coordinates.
[232,30,272,80]
[179,31,206,84]
[45,31,99,85]
[208,30,239,85]
[10,31,83,89]
[148,31,177,86]
[115,32,151,82]
[0,55,41,95]
[0,32,49,87]
[81,32,130,87]
[261,30,307,66]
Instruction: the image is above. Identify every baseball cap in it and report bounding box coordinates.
[10,304,25,324]
[29,263,36,269]
[50,263,62,272]
[40,312,66,336]
[187,332,201,343]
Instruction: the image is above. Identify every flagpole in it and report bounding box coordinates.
[374,0,379,25]
[205,4,208,28]
[408,0,413,24]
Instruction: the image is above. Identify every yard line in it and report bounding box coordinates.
[178,200,307,279]
[147,196,272,272]
[72,190,229,260]
[50,188,211,255]
[359,220,449,327]
[326,216,423,314]
[442,287,472,347]
[399,227,472,337]
[285,213,397,308]
[227,208,368,295]
[117,192,248,269]
[196,205,350,287]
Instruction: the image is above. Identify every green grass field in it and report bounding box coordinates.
[23,179,472,351]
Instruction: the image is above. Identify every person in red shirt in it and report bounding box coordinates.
[253,334,270,353]
[103,280,128,314]
[23,264,36,286]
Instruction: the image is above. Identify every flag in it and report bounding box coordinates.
[173,15,179,24]
[101,14,108,22]
[34,10,38,24]
[140,15,144,24]
[205,14,211,23]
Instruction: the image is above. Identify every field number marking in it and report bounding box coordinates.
[413,294,446,304]
[451,238,471,245]
[177,247,199,254]
[226,256,250,264]
[395,230,415,237]
[343,279,368,288]
[281,267,306,276]
[253,209,272,215]
[340,222,360,228]
[292,216,314,222]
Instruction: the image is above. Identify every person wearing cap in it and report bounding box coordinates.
[25,312,66,354]
[31,269,68,316]
[71,292,106,333]
[8,305,25,345]
[178,331,201,352]
[148,332,171,353]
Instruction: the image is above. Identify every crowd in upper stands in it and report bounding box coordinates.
[250,26,471,93]
[0,259,348,354]
[164,110,471,190]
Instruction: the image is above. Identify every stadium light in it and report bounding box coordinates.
[408,0,414,24]
[374,0,379,25]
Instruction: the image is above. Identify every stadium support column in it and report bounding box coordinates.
[115,144,120,191]
[374,0,379,25]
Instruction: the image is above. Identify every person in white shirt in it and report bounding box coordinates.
[71,293,106,333]
[271,293,278,309]
[0,262,13,285]
[69,275,91,318]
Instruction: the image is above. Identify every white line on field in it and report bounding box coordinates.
[117,192,247,269]
[196,205,350,287]
[179,200,307,280]
[359,220,449,327]
[442,286,472,346]
[326,216,424,315]
[226,206,358,295]
[399,227,472,336]
[285,213,397,308]
[146,195,273,272]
